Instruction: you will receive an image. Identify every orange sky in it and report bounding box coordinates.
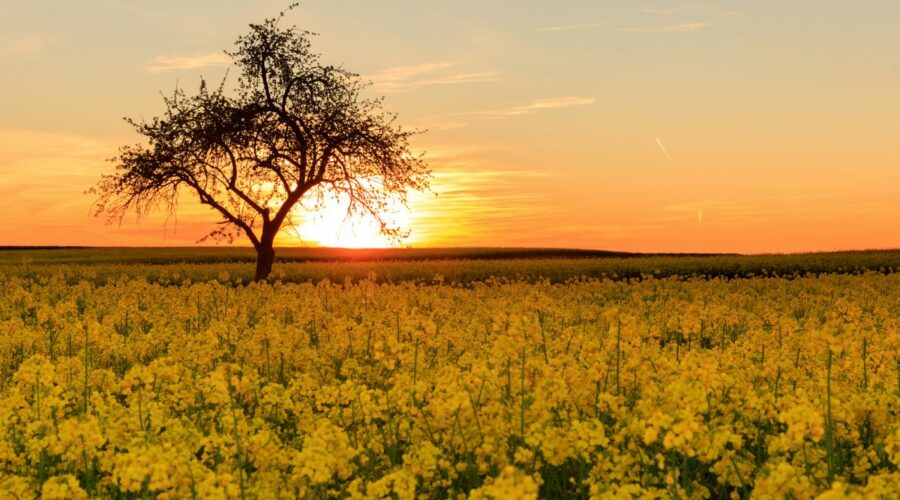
[2,1,900,253]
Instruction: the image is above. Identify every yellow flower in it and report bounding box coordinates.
[292,420,357,487]
[40,475,87,500]
[469,466,540,500]
[778,402,825,447]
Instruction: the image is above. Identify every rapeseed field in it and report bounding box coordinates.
[0,263,898,498]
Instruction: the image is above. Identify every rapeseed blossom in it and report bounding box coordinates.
[0,269,897,497]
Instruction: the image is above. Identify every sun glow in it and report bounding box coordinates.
[285,192,414,248]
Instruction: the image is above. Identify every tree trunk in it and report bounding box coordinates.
[255,243,276,281]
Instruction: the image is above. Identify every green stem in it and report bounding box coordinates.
[412,341,419,404]
[520,348,526,437]
[538,310,549,363]
[861,338,867,390]
[35,370,41,421]
[83,324,90,415]
[826,350,834,485]
[615,318,622,397]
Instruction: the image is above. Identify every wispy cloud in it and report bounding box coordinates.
[485,97,596,117]
[88,0,151,16]
[655,137,675,165]
[415,120,470,131]
[417,72,501,85]
[0,129,116,243]
[652,195,896,226]
[415,145,509,163]
[655,200,783,225]
[642,5,740,16]
[619,22,708,33]
[417,97,596,129]
[368,62,500,92]
[370,62,453,82]
[0,33,51,56]
[537,22,604,33]
[145,52,231,73]
[407,170,557,245]
[642,7,689,15]
[0,128,226,245]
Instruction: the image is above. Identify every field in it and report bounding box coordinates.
[3,247,900,285]
[1,249,899,498]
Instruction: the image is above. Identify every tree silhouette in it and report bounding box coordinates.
[92,9,430,281]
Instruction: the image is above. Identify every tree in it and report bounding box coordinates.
[92,9,430,281]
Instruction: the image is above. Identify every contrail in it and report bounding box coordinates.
[655,137,675,165]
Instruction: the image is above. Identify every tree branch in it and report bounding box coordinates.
[219,140,271,221]
[179,172,261,248]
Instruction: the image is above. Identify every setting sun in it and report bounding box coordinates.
[286,192,414,248]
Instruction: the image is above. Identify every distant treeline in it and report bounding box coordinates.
[0,246,722,265]
[1,247,898,285]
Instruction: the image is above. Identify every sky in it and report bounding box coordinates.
[1,0,899,253]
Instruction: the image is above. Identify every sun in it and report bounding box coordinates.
[285,193,412,248]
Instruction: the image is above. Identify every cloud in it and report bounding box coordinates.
[537,22,604,33]
[415,145,507,163]
[655,137,675,165]
[88,0,151,16]
[0,33,51,56]
[642,5,740,16]
[485,97,596,117]
[415,120,470,131]
[654,199,825,225]
[368,62,500,92]
[0,129,222,246]
[417,97,596,129]
[416,72,501,86]
[0,129,115,242]
[548,222,670,240]
[619,22,708,33]
[370,62,453,82]
[407,170,557,245]
[145,52,231,73]
[642,7,689,15]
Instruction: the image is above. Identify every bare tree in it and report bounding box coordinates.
[92,9,430,281]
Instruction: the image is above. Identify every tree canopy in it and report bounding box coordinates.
[92,9,431,280]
